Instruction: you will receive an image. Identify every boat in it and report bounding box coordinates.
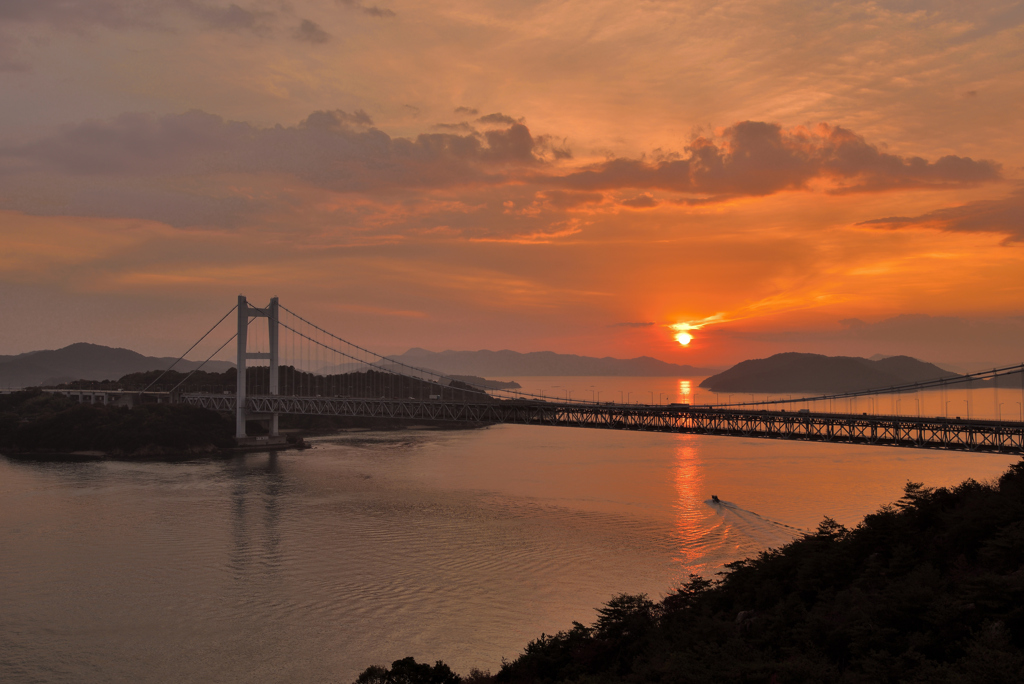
[711,495,720,503]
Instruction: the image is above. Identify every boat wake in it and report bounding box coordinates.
[707,497,808,536]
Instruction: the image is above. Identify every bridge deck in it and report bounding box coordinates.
[180,394,1024,455]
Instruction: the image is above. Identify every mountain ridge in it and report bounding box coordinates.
[387,348,717,377]
[0,343,235,388]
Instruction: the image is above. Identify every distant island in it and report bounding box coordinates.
[0,365,502,460]
[0,342,717,388]
[446,375,521,390]
[699,352,959,393]
[388,348,717,377]
[0,342,235,389]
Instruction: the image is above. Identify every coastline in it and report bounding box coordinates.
[0,439,311,463]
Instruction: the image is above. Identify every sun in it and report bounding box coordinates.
[674,331,693,346]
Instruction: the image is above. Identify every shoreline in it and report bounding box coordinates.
[0,421,493,463]
[0,440,311,463]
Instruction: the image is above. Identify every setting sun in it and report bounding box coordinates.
[675,331,694,346]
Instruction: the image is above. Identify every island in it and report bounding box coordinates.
[387,348,718,377]
[699,352,959,393]
[0,365,503,460]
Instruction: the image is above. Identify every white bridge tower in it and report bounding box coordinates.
[235,295,279,439]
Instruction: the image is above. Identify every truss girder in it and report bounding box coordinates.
[177,394,1024,455]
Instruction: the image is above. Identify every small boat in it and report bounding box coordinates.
[711,495,720,504]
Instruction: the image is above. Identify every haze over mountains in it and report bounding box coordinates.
[387,348,718,377]
[0,343,234,388]
[6,344,996,395]
[699,352,960,393]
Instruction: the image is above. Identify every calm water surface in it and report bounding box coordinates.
[2,381,1021,682]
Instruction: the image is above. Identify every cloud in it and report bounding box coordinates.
[621,193,658,208]
[180,2,269,32]
[533,135,573,161]
[294,19,329,43]
[553,122,1001,198]
[536,190,603,209]
[858,188,1024,242]
[0,111,1010,237]
[609,321,655,328]
[2,110,543,180]
[362,5,396,18]
[0,109,550,226]
[0,34,28,71]
[336,0,395,18]
[303,109,374,127]
[0,0,273,33]
[433,122,476,133]
[478,113,520,125]
[0,0,157,29]
[455,107,479,116]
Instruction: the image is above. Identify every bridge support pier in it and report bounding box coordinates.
[236,295,279,439]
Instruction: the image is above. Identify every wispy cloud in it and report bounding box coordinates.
[294,19,329,44]
[859,187,1024,242]
[336,0,395,19]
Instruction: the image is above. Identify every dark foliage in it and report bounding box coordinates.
[57,366,495,403]
[0,389,234,455]
[360,461,1024,683]
[355,657,463,684]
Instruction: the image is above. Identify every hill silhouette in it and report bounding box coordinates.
[0,343,234,388]
[699,352,958,393]
[388,348,716,377]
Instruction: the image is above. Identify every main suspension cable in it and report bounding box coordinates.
[141,305,237,394]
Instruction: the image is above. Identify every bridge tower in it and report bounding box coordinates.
[236,295,279,439]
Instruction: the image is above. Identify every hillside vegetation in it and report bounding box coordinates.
[357,461,1024,683]
[0,390,235,457]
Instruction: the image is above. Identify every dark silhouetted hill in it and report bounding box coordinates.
[699,352,959,393]
[0,390,235,456]
[0,343,234,388]
[388,348,716,377]
[446,375,522,390]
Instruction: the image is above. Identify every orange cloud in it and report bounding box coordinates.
[859,187,1024,242]
[552,122,1000,198]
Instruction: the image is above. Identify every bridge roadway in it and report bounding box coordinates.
[180,393,1024,455]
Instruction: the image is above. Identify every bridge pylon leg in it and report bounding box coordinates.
[268,296,279,437]
[235,295,280,440]
[236,295,247,438]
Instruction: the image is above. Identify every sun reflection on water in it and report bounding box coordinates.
[678,380,692,403]
[671,441,711,575]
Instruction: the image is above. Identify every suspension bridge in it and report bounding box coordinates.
[57,296,1024,455]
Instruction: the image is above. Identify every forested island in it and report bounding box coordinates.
[356,460,1024,683]
[1,366,498,460]
[0,390,238,459]
[699,353,959,393]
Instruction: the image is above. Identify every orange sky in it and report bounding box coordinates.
[1,0,1022,369]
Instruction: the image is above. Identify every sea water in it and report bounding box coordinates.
[1,378,1020,682]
